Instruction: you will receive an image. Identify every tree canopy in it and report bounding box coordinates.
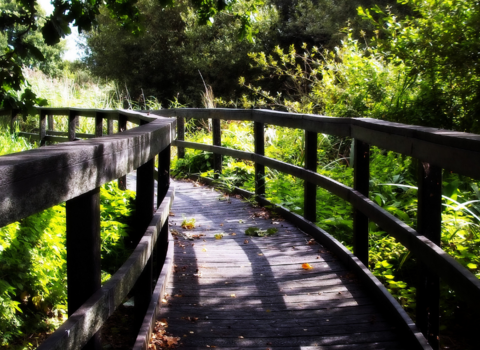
[0,0,261,112]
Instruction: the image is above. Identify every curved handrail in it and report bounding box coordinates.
[158,107,480,349]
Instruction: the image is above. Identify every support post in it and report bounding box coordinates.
[39,110,47,147]
[10,109,19,134]
[304,131,317,222]
[353,139,370,265]
[157,145,171,208]
[416,161,442,349]
[68,110,78,141]
[66,188,101,350]
[177,116,185,159]
[254,121,265,197]
[47,114,54,132]
[94,112,103,137]
[134,156,155,327]
[107,117,114,135]
[118,114,127,190]
[212,118,221,179]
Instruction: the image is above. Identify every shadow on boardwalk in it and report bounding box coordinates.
[159,179,406,349]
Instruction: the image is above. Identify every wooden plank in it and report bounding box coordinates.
[66,187,101,350]
[416,162,442,349]
[0,118,175,228]
[118,114,128,190]
[177,115,185,159]
[304,131,317,222]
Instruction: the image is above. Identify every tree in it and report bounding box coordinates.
[0,0,260,112]
[84,0,278,106]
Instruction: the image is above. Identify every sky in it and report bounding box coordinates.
[37,0,84,61]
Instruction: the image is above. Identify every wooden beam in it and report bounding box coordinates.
[416,162,442,349]
[304,131,317,222]
[254,121,265,197]
[353,139,370,265]
[118,114,128,190]
[95,112,104,137]
[39,110,47,147]
[157,145,171,208]
[66,187,101,350]
[68,110,78,141]
[177,116,185,159]
[212,118,221,179]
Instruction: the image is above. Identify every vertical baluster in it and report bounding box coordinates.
[66,188,101,350]
[68,110,78,141]
[177,115,185,159]
[157,145,171,208]
[10,109,19,134]
[39,110,47,147]
[254,121,265,197]
[48,114,54,132]
[212,118,221,179]
[107,117,114,135]
[304,131,317,222]
[118,114,127,190]
[416,161,442,349]
[134,155,155,327]
[353,139,370,265]
[95,112,103,137]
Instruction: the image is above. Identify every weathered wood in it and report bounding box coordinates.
[10,109,19,134]
[177,116,185,158]
[163,180,419,349]
[254,121,265,197]
[48,114,54,131]
[107,117,114,135]
[66,187,101,350]
[353,139,370,265]
[39,110,47,147]
[416,162,442,349]
[118,114,128,190]
[95,112,104,137]
[36,186,174,350]
[68,110,78,141]
[304,131,317,222]
[0,118,175,228]
[157,145,171,206]
[212,118,222,179]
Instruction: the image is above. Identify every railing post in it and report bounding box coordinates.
[68,110,78,141]
[10,109,19,134]
[177,115,185,159]
[254,121,265,197]
[66,187,101,350]
[416,161,442,349]
[48,114,54,132]
[118,114,127,190]
[134,144,155,326]
[212,118,221,179]
[39,110,47,146]
[107,117,114,135]
[95,112,104,137]
[304,131,317,222]
[157,145,171,208]
[353,139,370,265]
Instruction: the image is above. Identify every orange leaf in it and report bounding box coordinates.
[302,263,313,270]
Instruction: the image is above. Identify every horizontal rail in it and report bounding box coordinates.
[155,108,480,179]
[173,139,480,309]
[0,117,176,228]
[36,186,175,350]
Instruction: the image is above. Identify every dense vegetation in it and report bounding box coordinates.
[2,0,480,348]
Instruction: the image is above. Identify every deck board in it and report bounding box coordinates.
[159,180,406,349]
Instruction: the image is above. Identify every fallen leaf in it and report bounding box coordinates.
[307,239,317,245]
[231,232,236,236]
[169,212,175,216]
[244,239,249,244]
[302,263,313,270]
[231,294,236,298]
[202,248,207,252]
[214,233,224,239]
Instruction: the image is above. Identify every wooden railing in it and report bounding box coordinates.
[149,108,480,350]
[0,107,176,350]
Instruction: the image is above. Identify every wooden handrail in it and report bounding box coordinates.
[163,107,480,349]
[0,108,176,350]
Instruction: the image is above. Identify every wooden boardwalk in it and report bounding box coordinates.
[160,180,406,349]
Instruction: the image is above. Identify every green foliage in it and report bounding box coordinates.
[84,0,278,106]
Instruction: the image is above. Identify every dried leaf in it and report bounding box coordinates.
[302,263,313,270]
